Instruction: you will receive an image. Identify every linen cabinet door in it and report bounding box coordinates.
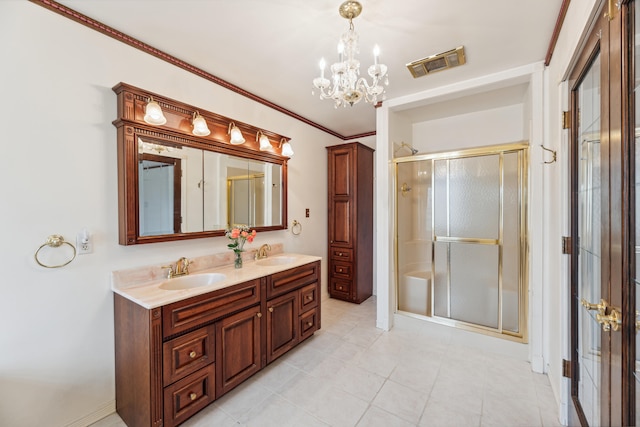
[215,306,262,397]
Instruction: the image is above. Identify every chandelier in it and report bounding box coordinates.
[312,1,388,107]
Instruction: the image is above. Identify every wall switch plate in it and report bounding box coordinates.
[77,230,93,255]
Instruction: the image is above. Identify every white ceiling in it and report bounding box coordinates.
[55,0,561,139]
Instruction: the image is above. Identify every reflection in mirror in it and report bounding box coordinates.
[137,138,283,238]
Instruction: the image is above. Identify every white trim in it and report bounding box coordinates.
[65,400,115,427]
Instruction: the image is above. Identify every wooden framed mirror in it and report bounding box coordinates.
[113,83,289,245]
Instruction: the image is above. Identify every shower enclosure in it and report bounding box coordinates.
[394,143,528,341]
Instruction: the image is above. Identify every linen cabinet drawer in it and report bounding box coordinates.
[162,279,261,337]
[299,308,319,341]
[330,279,351,298]
[267,261,319,298]
[163,325,215,386]
[331,262,352,278]
[330,247,353,262]
[163,363,216,427]
[299,283,318,314]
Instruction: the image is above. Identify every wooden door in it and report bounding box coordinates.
[328,146,353,247]
[215,306,262,397]
[568,0,633,424]
[266,292,298,363]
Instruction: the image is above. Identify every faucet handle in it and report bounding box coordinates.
[161,264,175,278]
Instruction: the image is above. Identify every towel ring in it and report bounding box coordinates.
[291,220,302,235]
[34,234,76,268]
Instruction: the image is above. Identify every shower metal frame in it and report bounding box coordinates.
[393,141,529,342]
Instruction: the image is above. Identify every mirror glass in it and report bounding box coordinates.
[137,137,283,237]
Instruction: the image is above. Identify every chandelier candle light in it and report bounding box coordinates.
[312,1,388,107]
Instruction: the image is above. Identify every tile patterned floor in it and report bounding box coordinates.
[94,296,561,427]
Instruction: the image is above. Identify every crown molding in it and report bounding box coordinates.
[29,0,376,141]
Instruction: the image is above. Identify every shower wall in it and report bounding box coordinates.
[395,143,528,340]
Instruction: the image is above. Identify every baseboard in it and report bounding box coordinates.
[66,400,116,427]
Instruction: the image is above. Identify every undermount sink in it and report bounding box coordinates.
[256,256,297,267]
[159,273,227,290]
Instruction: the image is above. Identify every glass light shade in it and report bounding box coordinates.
[229,125,245,145]
[192,113,211,136]
[281,141,294,157]
[259,134,272,151]
[143,99,167,125]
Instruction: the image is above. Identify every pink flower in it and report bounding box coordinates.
[251,230,257,236]
[230,229,240,238]
[241,231,248,238]
[247,235,255,243]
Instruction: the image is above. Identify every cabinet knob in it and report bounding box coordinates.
[189,392,197,401]
[337,286,343,290]
[306,322,313,327]
[268,307,274,312]
[306,295,313,300]
[338,268,343,272]
[257,312,262,318]
[338,252,343,256]
[189,351,197,359]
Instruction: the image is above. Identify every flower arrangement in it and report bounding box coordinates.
[225,225,256,268]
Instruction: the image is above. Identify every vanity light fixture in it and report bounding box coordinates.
[228,122,245,145]
[257,130,272,151]
[192,111,211,136]
[279,138,294,157]
[143,97,167,125]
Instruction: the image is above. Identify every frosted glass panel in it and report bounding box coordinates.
[433,242,449,318]
[434,160,448,236]
[449,156,500,239]
[502,152,520,332]
[450,244,499,328]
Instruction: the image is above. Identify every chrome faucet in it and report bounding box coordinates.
[255,244,271,260]
[162,257,191,279]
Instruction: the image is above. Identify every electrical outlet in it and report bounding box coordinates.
[305,208,310,218]
[76,230,93,255]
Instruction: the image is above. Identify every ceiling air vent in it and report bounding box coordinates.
[406,46,466,78]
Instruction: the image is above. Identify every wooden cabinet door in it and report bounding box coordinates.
[328,146,353,247]
[215,306,262,397]
[266,292,298,363]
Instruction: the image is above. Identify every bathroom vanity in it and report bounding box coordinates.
[112,253,321,427]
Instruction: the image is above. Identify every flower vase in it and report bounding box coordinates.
[234,251,243,269]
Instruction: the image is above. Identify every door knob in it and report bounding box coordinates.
[581,298,621,332]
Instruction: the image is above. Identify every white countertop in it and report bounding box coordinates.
[112,252,322,309]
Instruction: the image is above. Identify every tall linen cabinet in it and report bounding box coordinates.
[326,142,374,303]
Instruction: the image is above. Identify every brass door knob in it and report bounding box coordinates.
[257,312,262,318]
[189,392,197,401]
[268,307,274,312]
[189,351,197,359]
[581,298,622,332]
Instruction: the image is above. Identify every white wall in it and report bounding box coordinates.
[0,3,341,426]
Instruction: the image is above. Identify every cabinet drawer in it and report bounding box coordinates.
[331,262,352,279]
[267,261,319,298]
[330,279,351,298]
[299,283,318,314]
[163,279,261,338]
[163,325,215,386]
[299,308,319,341]
[330,247,353,262]
[163,363,215,427]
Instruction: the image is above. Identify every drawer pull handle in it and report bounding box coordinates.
[189,392,197,401]
[257,312,262,318]
[338,268,343,272]
[268,307,274,312]
[306,295,313,300]
[306,322,313,327]
[189,351,197,359]
[338,286,343,290]
[338,252,343,256]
